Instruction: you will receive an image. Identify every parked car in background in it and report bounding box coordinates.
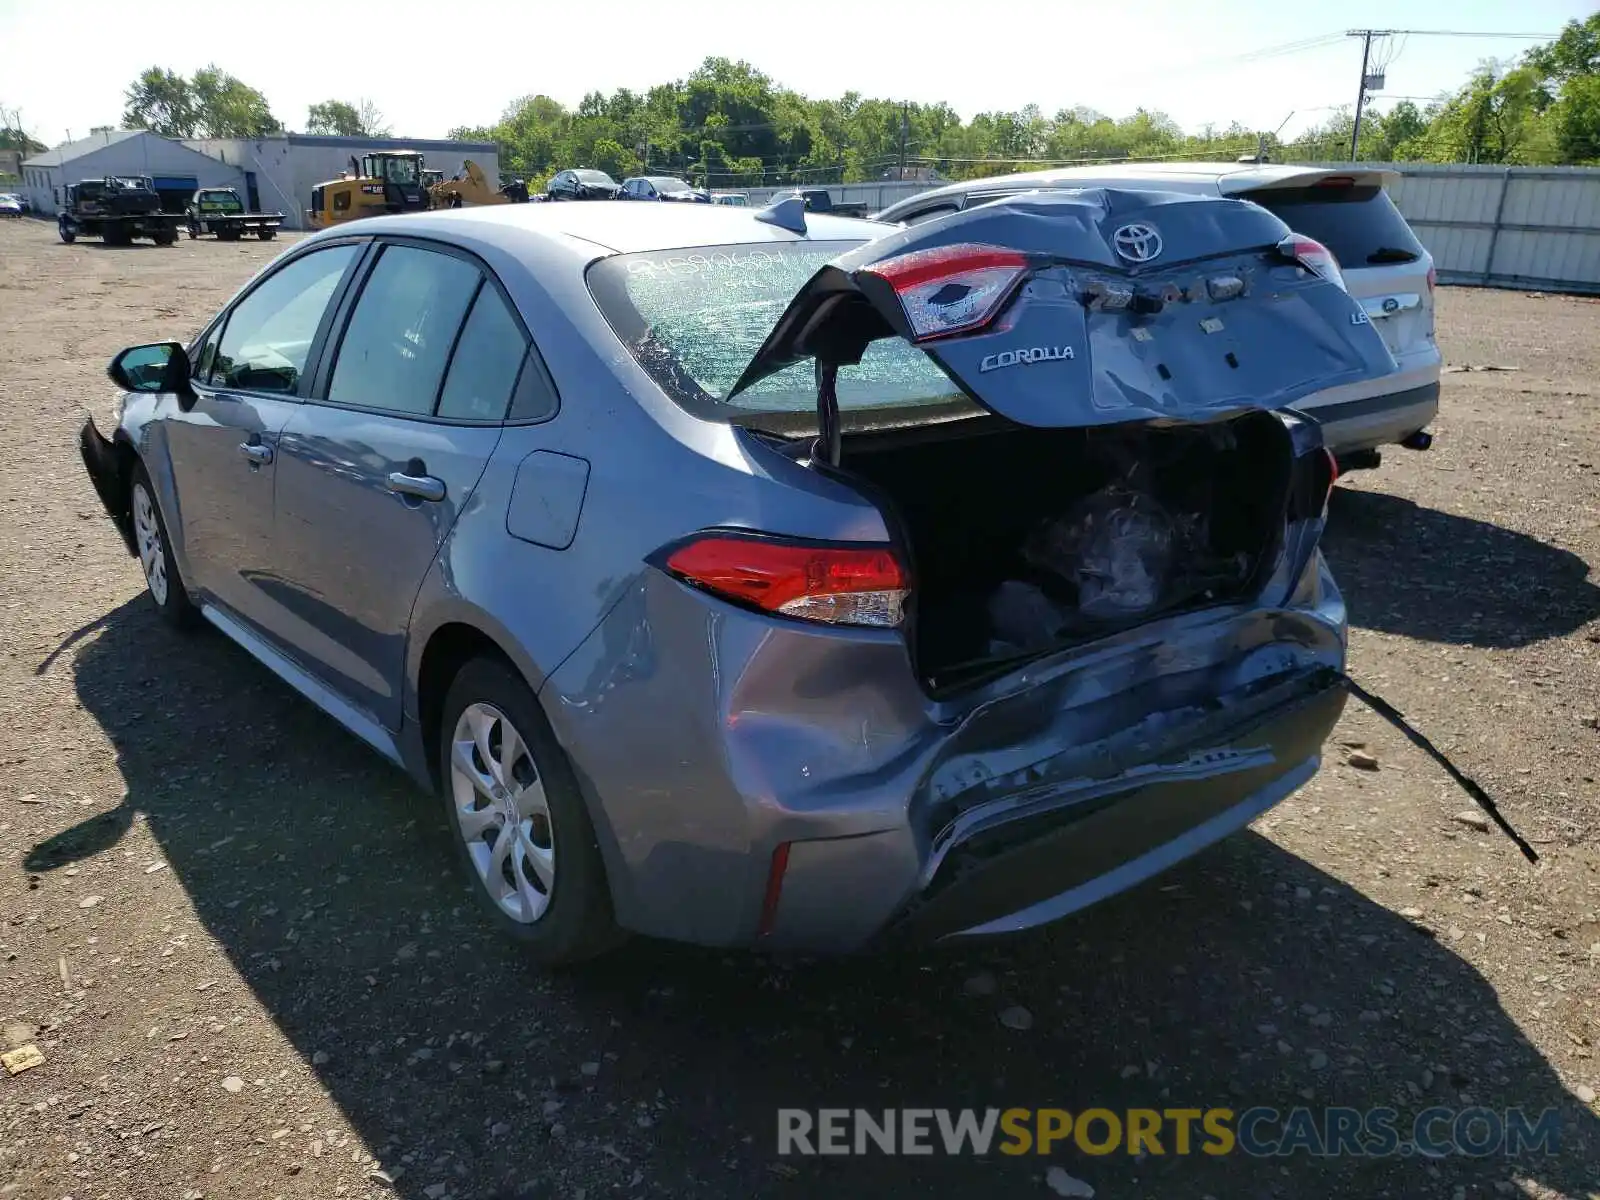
[618,176,709,202]
[875,164,1438,467]
[776,187,871,217]
[0,193,23,217]
[78,193,1393,964]
[711,191,749,207]
[547,169,620,201]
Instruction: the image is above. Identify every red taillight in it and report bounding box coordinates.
[757,842,791,937]
[864,242,1029,341]
[1277,233,1346,292]
[663,534,909,628]
[1315,175,1356,189]
[1323,447,1340,514]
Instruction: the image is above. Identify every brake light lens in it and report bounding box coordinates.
[864,242,1029,341]
[1322,447,1340,516]
[663,535,909,628]
[1277,233,1346,292]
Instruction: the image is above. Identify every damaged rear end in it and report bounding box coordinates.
[577,189,1398,949]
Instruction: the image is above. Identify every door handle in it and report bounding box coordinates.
[238,441,273,465]
[387,472,446,502]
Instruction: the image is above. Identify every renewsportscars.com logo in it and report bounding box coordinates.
[777,1107,1562,1159]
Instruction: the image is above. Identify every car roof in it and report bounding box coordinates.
[879,161,1401,213]
[317,197,883,257]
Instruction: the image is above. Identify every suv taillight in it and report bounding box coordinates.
[1277,233,1346,292]
[662,534,909,628]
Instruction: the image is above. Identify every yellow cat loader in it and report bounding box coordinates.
[307,150,431,228]
[427,159,528,209]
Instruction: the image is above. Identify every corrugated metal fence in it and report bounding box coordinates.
[747,163,1600,295]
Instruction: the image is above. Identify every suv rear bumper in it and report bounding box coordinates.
[1292,381,1439,455]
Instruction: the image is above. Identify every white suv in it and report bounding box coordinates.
[876,164,1439,466]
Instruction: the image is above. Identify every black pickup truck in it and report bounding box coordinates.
[58,177,187,245]
[776,188,872,219]
[186,188,284,240]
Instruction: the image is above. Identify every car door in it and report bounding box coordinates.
[160,240,365,627]
[551,171,573,200]
[265,239,536,729]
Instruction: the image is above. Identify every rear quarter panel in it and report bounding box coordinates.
[401,232,892,715]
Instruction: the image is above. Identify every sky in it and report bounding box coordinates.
[1,0,1593,150]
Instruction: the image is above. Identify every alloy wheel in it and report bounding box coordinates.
[448,702,555,923]
[131,483,169,606]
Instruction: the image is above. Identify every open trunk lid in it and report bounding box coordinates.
[729,188,1397,434]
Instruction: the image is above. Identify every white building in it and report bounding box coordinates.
[184,134,500,230]
[20,130,247,217]
[20,130,502,230]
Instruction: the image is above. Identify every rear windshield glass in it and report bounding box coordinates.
[1248,184,1424,267]
[586,241,967,426]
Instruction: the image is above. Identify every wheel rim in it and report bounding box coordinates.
[131,483,169,606]
[449,702,555,923]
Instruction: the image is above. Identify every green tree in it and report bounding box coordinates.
[191,66,281,137]
[306,99,390,137]
[1551,73,1600,163]
[589,137,637,180]
[123,65,279,138]
[122,68,197,137]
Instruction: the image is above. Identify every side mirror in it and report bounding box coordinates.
[108,342,192,395]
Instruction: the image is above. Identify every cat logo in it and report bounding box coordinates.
[979,345,1076,373]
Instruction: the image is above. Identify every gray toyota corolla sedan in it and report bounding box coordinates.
[79,192,1394,963]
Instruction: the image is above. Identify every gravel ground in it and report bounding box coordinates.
[0,216,1597,1200]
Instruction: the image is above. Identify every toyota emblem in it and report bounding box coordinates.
[1113,223,1163,264]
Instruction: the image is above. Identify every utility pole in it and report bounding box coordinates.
[896,103,909,181]
[1348,29,1376,160]
[1347,28,1398,160]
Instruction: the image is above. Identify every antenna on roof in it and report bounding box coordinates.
[754,194,807,235]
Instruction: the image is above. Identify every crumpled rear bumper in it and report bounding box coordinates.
[78,416,135,556]
[882,667,1347,944]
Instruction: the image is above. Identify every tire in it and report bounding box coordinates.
[129,464,198,629]
[58,222,75,244]
[256,227,275,240]
[438,657,618,964]
[152,229,176,246]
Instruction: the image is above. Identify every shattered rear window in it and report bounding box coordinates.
[586,241,969,425]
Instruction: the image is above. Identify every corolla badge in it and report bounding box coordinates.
[979,345,1076,373]
[1113,223,1163,264]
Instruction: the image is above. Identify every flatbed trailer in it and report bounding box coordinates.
[58,177,187,245]
[187,210,284,240]
[186,188,284,240]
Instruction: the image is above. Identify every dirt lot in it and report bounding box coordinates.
[0,216,1597,1200]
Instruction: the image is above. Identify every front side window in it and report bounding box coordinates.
[209,243,360,392]
[587,241,968,426]
[327,244,480,416]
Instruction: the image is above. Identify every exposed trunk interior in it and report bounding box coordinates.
[838,411,1295,693]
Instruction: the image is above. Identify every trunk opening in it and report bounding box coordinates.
[836,410,1295,693]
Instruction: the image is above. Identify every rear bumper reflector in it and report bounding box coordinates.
[758,842,792,937]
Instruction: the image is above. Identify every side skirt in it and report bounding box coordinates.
[200,603,403,767]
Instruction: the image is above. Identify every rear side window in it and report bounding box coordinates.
[1248,184,1424,267]
[436,286,527,421]
[327,244,481,416]
[587,241,967,424]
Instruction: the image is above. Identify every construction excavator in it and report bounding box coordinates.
[427,159,529,209]
[307,150,432,229]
